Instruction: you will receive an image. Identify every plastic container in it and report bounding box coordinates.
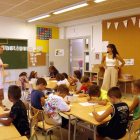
[121,74,133,80]
[65,95,79,103]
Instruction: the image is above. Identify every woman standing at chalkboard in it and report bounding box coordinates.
[0,44,9,110]
[101,44,125,91]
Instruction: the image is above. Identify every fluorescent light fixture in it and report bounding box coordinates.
[28,15,50,22]
[94,0,106,3]
[53,3,88,15]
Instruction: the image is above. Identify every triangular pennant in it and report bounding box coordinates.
[107,22,111,29]
[114,22,119,30]
[131,17,136,25]
[123,20,128,28]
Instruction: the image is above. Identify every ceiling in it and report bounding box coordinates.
[0,0,140,23]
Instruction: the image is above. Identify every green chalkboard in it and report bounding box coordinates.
[0,39,28,69]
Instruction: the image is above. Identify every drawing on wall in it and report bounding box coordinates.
[55,49,64,56]
[36,27,52,40]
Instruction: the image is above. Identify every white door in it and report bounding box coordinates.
[49,39,70,75]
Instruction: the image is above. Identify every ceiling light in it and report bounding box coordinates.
[53,3,88,15]
[28,15,50,22]
[94,0,106,3]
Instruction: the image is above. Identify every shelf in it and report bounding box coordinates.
[91,81,97,83]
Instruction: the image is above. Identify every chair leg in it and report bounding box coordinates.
[49,131,52,140]
[35,133,38,140]
[59,126,63,140]
[45,130,48,140]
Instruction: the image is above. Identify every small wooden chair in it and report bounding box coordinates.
[29,111,39,140]
[4,71,13,83]
[119,119,140,140]
[31,106,63,140]
[24,83,33,101]
[69,85,76,92]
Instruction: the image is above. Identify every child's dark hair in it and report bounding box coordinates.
[88,85,100,97]
[36,78,47,86]
[19,72,27,77]
[29,71,37,81]
[56,73,65,81]
[80,76,89,83]
[107,87,122,98]
[62,73,68,79]
[57,84,69,95]
[107,44,119,59]
[8,85,21,100]
[74,70,81,80]
[49,66,59,73]
[132,79,140,90]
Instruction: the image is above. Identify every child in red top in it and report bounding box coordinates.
[75,76,92,97]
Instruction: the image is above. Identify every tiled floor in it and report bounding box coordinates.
[2,91,138,140]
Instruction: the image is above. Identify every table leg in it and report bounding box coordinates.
[68,115,71,140]
[90,124,93,140]
[73,117,77,140]
[94,125,97,140]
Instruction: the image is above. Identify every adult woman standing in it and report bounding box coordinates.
[101,44,125,91]
[0,44,9,109]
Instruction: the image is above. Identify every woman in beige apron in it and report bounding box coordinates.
[101,44,125,91]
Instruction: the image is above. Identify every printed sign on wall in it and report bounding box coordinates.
[55,49,64,56]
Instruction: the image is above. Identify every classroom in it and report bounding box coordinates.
[0,0,140,140]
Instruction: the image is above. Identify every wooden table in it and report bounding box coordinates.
[6,136,28,140]
[46,80,57,89]
[0,124,21,140]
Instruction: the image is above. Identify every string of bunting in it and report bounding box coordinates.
[106,17,138,30]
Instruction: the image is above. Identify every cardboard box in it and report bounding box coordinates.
[91,64,103,72]
[92,67,100,72]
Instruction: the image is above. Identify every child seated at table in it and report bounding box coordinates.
[69,70,82,91]
[31,78,47,110]
[89,87,129,140]
[54,73,69,89]
[0,85,30,137]
[75,76,92,97]
[19,72,29,90]
[87,85,109,105]
[49,66,59,79]
[129,79,140,120]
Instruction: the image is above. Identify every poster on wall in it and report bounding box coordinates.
[95,52,100,60]
[55,49,64,56]
[102,41,108,52]
[119,59,134,65]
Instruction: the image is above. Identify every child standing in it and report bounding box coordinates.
[19,72,29,90]
[91,87,129,140]
[75,76,92,97]
[0,85,30,137]
[31,78,47,110]
[88,85,109,105]
[69,70,82,91]
[129,79,140,120]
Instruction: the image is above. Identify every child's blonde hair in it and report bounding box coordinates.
[132,79,140,90]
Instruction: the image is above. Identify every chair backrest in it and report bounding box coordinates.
[129,119,140,133]
[23,102,30,117]
[15,81,22,87]
[4,71,9,76]
[69,85,76,92]
[24,83,33,90]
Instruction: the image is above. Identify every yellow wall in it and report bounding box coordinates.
[36,25,59,52]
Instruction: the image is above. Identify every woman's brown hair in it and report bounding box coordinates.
[49,66,59,73]
[74,70,81,80]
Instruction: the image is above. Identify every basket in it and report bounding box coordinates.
[121,74,133,80]
[65,95,79,103]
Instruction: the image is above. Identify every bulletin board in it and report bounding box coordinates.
[28,52,46,66]
[0,39,27,69]
[102,14,140,79]
[36,25,59,53]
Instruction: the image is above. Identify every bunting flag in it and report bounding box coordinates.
[131,17,136,25]
[123,20,128,28]
[107,22,111,29]
[114,22,119,30]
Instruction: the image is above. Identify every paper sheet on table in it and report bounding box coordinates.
[51,81,57,82]
[79,102,98,106]
[69,105,73,106]
[89,111,105,117]
[0,118,8,126]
